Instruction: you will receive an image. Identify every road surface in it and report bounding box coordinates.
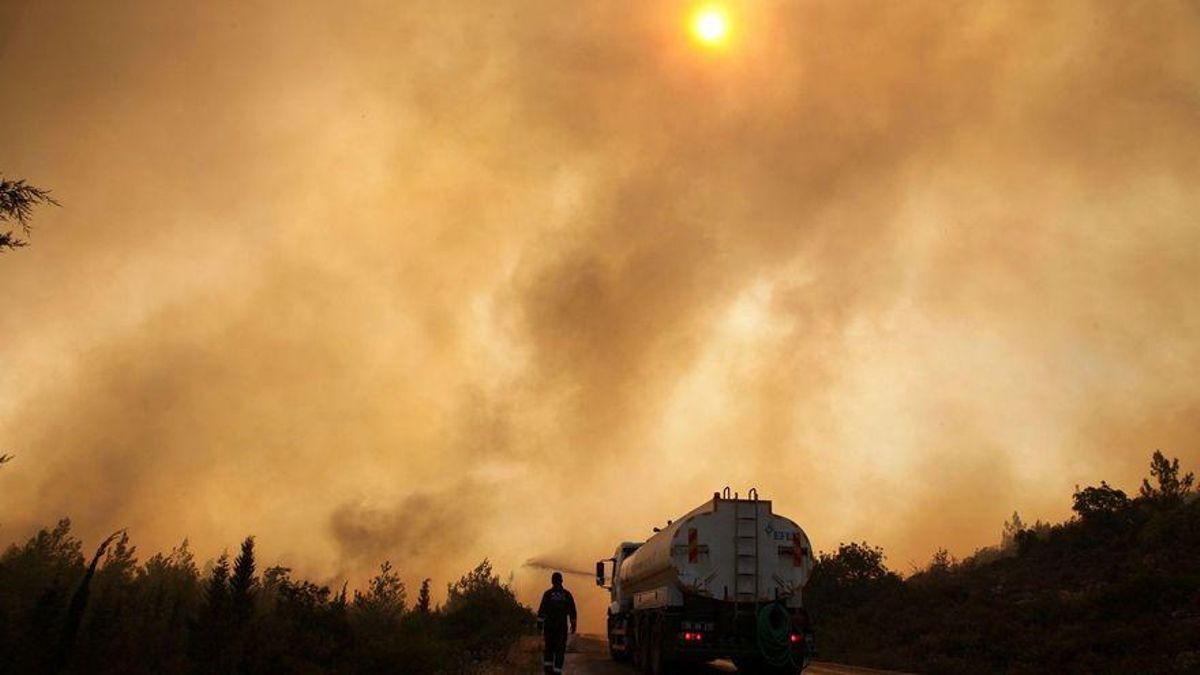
[563,635,914,675]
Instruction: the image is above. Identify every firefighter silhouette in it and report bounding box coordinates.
[536,572,576,674]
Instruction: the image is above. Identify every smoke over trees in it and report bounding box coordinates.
[1,3,1198,618]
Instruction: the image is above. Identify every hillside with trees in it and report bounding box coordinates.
[0,525,535,674]
[806,451,1200,674]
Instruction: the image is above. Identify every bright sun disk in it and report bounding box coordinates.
[691,6,730,47]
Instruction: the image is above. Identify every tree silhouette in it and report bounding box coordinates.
[136,540,201,672]
[441,559,535,659]
[1139,450,1195,504]
[1000,511,1026,551]
[203,552,231,616]
[353,560,406,618]
[192,551,232,671]
[416,577,433,614]
[229,536,257,625]
[0,177,58,252]
[804,541,903,614]
[927,548,955,574]
[57,529,125,671]
[814,542,895,584]
[1072,480,1130,519]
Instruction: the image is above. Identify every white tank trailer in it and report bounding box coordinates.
[595,489,816,674]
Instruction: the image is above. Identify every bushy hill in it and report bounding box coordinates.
[806,451,1200,674]
[0,525,535,674]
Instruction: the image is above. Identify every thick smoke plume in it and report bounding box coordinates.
[1,0,1198,629]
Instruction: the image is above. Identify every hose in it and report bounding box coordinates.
[755,602,798,668]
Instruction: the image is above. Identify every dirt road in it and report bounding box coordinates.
[562,635,913,675]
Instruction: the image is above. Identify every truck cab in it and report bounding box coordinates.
[596,541,642,659]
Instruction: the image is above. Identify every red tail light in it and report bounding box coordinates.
[789,633,802,644]
[681,631,704,642]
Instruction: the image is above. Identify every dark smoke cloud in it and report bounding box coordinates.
[330,484,489,571]
[1,0,1198,628]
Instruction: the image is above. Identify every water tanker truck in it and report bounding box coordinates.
[595,488,815,674]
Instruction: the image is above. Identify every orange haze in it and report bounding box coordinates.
[2,0,1198,631]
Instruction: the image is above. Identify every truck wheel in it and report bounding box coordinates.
[637,616,662,675]
[608,617,631,662]
[609,637,630,662]
[647,639,663,675]
[646,614,678,675]
[634,620,649,673]
[633,624,652,667]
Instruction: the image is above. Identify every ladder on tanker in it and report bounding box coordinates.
[733,490,761,607]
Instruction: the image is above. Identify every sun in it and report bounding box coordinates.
[690,5,731,48]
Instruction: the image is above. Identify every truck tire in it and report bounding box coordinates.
[635,613,662,675]
[609,633,631,663]
[608,615,631,662]
[633,617,648,672]
[644,612,678,675]
[633,624,652,667]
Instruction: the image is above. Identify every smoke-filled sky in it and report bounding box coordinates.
[2,0,1198,628]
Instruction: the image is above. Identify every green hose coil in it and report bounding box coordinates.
[755,602,798,668]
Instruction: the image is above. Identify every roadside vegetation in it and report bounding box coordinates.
[0,175,57,253]
[806,451,1200,674]
[0,526,535,674]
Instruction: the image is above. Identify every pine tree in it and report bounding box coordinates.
[333,582,348,611]
[1140,450,1195,504]
[929,548,955,573]
[205,553,231,614]
[416,578,433,614]
[229,537,257,624]
[1001,511,1025,552]
[192,552,233,672]
[353,561,406,619]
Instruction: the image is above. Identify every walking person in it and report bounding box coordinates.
[537,572,577,674]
